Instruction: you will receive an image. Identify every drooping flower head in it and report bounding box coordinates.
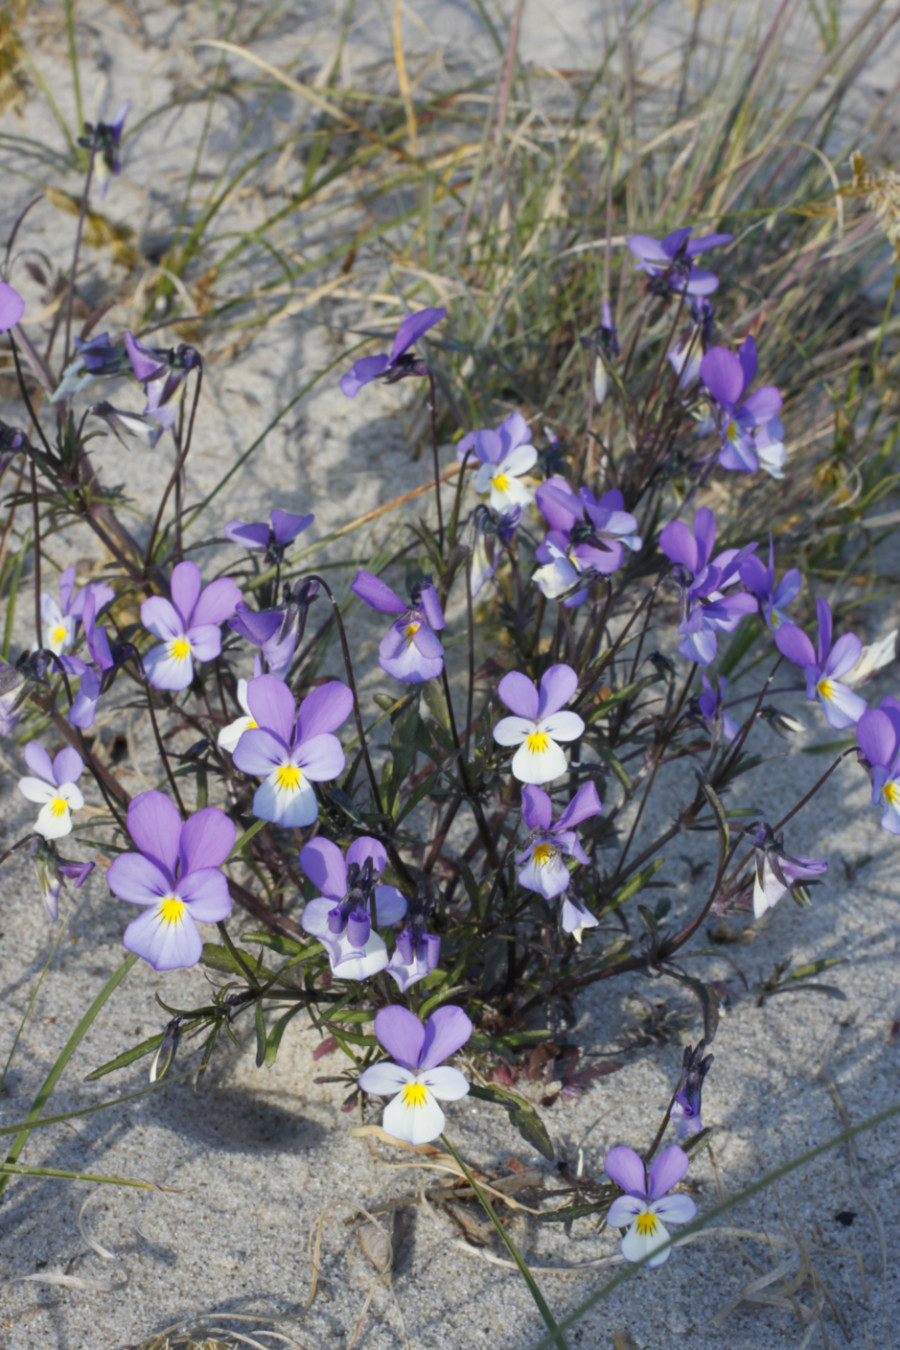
[697,674,740,744]
[626,226,732,297]
[18,743,85,840]
[351,570,446,684]
[739,536,802,630]
[340,308,446,398]
[79,101,130,194]
[493,664,584,784]
[750,822,828,918]
[358,1005,472,1145]
[141,560,240,692]
[299,836,407,981]
[224,509,314,563]
[51,332,132,404]
[387,917,441,993]
[671,1040,713,1142]
[467,504,522,598]
[774,598,867,730]
[106,791,234,970]
[659,507,758,667]
[604,1145,697,1267]
[232,674,352,827]
[125,334,201,431]
[516,782,602,898]
[457,412,537,513]
[229,602,296,680]
[699,337,784,476]
[856,697,900,834]
[30,837,94,923]
[534,479,642,606]
[559,895,600,944]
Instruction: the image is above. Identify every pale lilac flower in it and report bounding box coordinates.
[299,836,406,981]
[106,790,234,970]
[699,337,783,475]
[516,783,601,898]
[232,674,352,827]
[457,412,537,512]
[125,334,200,431]
[671,1041,713,1142]
[359,1005,472,1145]
[494,664,584,784]
[387,918,441,992]
[856,698,900,833]
[224,509,313,562]
[340,308,446,397]
[51,333,131,403]
[0,281,24,330]
[228,602,296,680]
[534,479,642,605]
[697,674,740,743]
[559,895,599,944]
[774,598,867,730]
[141,560,240,691]
[626,226,732,297]
[351,570,445,684]
[659,507,758,667]
[30,838,94,923]
[604,1145,697,1267]
[750,823,828,918]
[739,537,801,630]
[18,743,85,840]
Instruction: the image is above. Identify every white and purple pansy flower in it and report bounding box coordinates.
[340,307,446,398]
[604,1144,697,1267]
[626,226,732,297]
[41,565,114,656]
[516,782,602,898]
[750,823,828,918]
[299,836,407,981]
[351,570,446,684]
[18,743,85,840]
[659,507,758,667]
[224,509,314,561]
[533,478,642,606]
[358,1004,472,1145]
[739,536,802,630]
[232,673,353,828]
[106,790,234,971]
[141,560,240,692]
[856,698,900,833]
[774,598,867,730]
[699,336,784,477]
[457,412,537,513]
[493,663,584,785]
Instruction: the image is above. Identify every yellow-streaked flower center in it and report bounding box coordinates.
[159,894,185,924]
[404,621,421,643]
[49,795,68,818]
[401,1080,428,1108]
[816,678,833,701]
[52,624,68,647]
[247,717,257,729]
[491,472,511,493]
[170,637,192,662]
[884,781,899,807]
[526,731,549,755]
[726,420,738,442]
[532,842,555,866]
[275,762,302,791]
[634,1211,659,1237]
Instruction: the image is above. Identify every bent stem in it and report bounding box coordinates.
[441,1134,568,1350]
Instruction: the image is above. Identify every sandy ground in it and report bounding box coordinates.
[1,3,899,1348]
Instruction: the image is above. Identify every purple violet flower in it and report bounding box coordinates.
[232,673,352,827]
[80,101,130,195]
[750,823,828,918]
[51,333,131,403]
[18,743,85,840]
[457,412,537,512]
[468,504,522,598]
[224,509,314,562]
[299,836,407,981]
[671,1041,713,1142]
[604,1144,697,1267]
[125,334,200,431]
[30,838,94,923]
[516,782,602,898]
[358,1005,472,1145]
[228,602,296,680]
[536,478,642,594]
[739,536,802,630]
[41,566,114,656]
[697,674,740,744]
[856,697,900,833]
[699,336,784,475]
[141,560,240,691]
[387,917,441,993]
[626,226,732,297]
[106,790,234,970]
[340,308,446,398]
[351,570,446,684]
[659,507,758,667]
[774,598,867,730]
[0,280,25,331]
[494,664,584,784]
[559,895,600,943]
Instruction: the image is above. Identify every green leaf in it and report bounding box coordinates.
[702,781,730,856]
[200,942,274,981]
[85,1033,165,1081]
[387,689,421,807]
[468,1083,554,1160]
[602,859,664,914]
[265,1003,307,1067]
[667,970,720,1044]
[255,1001,267,1068]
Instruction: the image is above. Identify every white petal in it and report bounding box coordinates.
[653,1194,697,1224]
[18,777,55,804]
[359,1062,415,1095]
[421,1066,469,1101]
[254,771,318,827]
[620,1214,671,1266]
[540,710,584,742]
[382,1085,446,1145]
[35,799,73,840]
[218,713,254,754]
[511,736,568,784]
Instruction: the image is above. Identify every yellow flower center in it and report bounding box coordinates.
[52,624,68,646]
[491,472,511,493]
[159,894,185,924]
[634,1211,659,1237]
[401,1080,428,1108]
[49,796,68,818]
[526,731,549,755]
[726,420,737,442]
[816,678,833,701]
[247,717,257,729]
[170,637,192,661]
[884,781,899,807]
[532,842,555,865]
[404,621,421,642]
[275,762,302,791]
